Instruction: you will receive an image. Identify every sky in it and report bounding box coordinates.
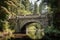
[29,0,42,6]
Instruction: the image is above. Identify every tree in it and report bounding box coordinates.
[0,0,10,31]
[0,0,18,39]
[42,0,60,40]
[39,1,43,14]
[33,1,38,14]
[29,2,34,13]
[22,0,30,11]
[44,0,60,29]
[0,0,18,31]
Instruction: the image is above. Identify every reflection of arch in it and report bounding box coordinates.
[20,22,41,34]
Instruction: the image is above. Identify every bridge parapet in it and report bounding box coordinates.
[9,15,40,19]
[17,15,40,19]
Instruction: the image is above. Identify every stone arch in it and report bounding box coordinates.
[20,21,42,34]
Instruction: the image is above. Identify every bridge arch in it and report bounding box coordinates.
[20,21,44,39]
[20,21,42,34]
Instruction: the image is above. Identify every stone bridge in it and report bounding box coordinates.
[8,15,48,33]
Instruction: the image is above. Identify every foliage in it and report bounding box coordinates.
[26,23,44,39]
[29,2,34,13]
[45,0,60,29]
[0,0,15,40]
[3,29,15,40]
[22,0,30,11]
[0,20,4,31]
[40,0,60,40]
[43,25,60,40]
[18,9,32,16]
[45,26,60,34]
[0,6,10,20]
[0,21,15,40]
[45,26,54,34]
[33,1,38,14]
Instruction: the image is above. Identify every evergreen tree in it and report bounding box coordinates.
[33,1,38,14]
[22,0,30,11]
[39,1,43,14]
[29,2,34,13]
